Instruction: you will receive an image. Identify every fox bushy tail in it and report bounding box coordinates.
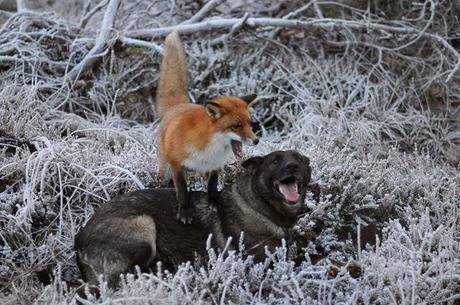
[156,31,190,117]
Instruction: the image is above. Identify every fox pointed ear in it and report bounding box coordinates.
[241,156,264,173]
[205,102,221,119]
[240,94,257,105]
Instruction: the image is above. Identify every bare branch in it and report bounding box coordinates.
[282,2,314,20]
[270,2,314,39]
[312,0,324,19]
[0,10,13,18]
[125,16,460,81]
[66,0,121,83]
[127,17,419,38]
[210,12,249,46]
[120,36,163,53]
[79,0,109,29]
[16,0,26,12]
[0,55,68,73]
[181,0,226,25]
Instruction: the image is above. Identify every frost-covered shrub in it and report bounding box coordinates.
[1,0,459,304]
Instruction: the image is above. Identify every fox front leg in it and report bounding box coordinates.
[172,167,193,224]
[207,170,220,203]
[159,165,174,188]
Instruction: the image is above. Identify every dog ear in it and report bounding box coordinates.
[306,183,320,202]
[292,151,310,169]
[242,156,264,173]
[301,155,312,186]
[240,94,257,105]
[205,102,221,119]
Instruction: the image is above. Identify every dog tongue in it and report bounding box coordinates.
[278,182,300,202]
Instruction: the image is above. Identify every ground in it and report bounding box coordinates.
[0,0,459,304]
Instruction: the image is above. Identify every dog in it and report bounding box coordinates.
[75,150,313,288]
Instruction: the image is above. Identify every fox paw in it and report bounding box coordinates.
[176,208,193,224]
[160,178,174,188]
[207,190,220,204]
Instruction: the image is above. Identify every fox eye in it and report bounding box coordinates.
[231,123,242,130]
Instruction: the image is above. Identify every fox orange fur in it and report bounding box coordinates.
[156,31,258,223]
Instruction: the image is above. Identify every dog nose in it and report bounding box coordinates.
[253,138,259,145]
[285,162,298,171]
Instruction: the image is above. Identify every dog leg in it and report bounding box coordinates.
[76,251,100,299]
[172,166,192,224]
[75,252,130,298]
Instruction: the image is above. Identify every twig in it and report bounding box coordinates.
[66,0,121,83]
[181,0,226,25]
[82,0,92,15]
[283,2,314,20]
[387,0,435,52]
[210,12,249,46]
[16,0,26,12]
[427,32,460,82]
[312,0,324,19]
[0,55,68,73]
[79,0,109,29]
[120,36,163,53]
[0,10,13,18]
[270,2,314,39]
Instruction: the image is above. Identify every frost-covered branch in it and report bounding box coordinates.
[210,12,249,46]
[16,0,26,12]
[125,16,460,81]
[120,36,163,53]
[181,0,225,25]
[66,0,121,83]
[126,17,432,38]
[79,0,109,28]
[0,10,13,18]
[312,0,324,19]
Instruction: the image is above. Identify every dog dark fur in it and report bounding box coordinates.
[75,150,313,288]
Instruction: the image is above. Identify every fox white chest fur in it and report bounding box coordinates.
[183,132,236,173]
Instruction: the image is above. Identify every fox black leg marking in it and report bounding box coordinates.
[207,170,219,203]
[173,167,192,224]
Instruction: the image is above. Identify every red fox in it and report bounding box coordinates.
[156,31,259,223]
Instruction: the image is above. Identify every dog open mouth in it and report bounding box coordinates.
[275,176,301,204]
[231,140,244,159]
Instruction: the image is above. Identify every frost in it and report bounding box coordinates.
[0,0,459,304]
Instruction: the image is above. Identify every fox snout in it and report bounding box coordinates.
[244,137,259,145]
[243,129,259,146]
